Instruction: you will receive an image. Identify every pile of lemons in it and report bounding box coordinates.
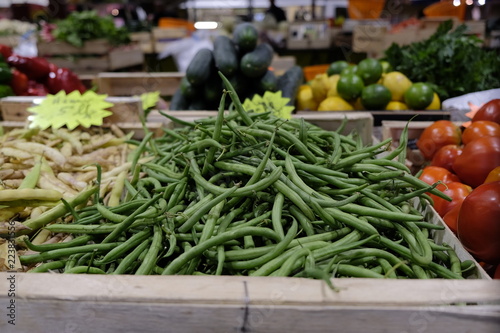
[297,59,441,112]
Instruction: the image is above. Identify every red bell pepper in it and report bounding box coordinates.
[26,80,49,96]
[0,44,13,60]
[45,67,86,94]
[7,55,51,81]
[10,69,29,95]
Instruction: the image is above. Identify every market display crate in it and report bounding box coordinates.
[353,19,486,58]
[0,201,497,332]
[130,31,155,54]
[1,110,499,332]
[96,72,183,98]
[36,39,145,75]
[0,96,144,124]
[152,27,190,54]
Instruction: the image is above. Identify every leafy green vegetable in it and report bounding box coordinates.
[384,20,500,99]
[52,10,131,48]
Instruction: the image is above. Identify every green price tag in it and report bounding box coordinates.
[28,90,114,130]
[140,91,160,110]
[243,91,295,120]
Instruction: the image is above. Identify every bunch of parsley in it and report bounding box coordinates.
[384,20,500,99]
[52,10,131,48]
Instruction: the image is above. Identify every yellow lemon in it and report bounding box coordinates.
[352,97,365,110]
[385,101,409,111]
[309,73,330,103]
[326,74,340,97]
[317,96,354,111]
[382,71,412,102]
[296,85,318,111]
[425,92,441,110]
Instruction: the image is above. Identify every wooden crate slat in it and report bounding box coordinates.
[97,72,184,96]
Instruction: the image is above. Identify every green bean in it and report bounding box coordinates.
[101,194,162,244]
[95,228,152,265]
[64,266,106,274]
[24,235,93,252]
[162,226,280,275]
[20,242,122,264]
[29,260,67,273]
[113,239,151,275]
[271,192,286,240]
[227,219,298,270]
[332,264,385,278]
[289,205,315,236]
[135,225,163,275]
[19,186,98,236]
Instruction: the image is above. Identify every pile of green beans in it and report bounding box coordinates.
[20,73,477,279]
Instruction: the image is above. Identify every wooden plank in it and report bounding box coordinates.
[96,72,184,96]
[108,48,145,70]
[37,39,112,56]
[0,96,144,123]
[0,273,499,332]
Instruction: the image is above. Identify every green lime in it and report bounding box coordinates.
[340,65,358,76]
[327,60,349,76]
[361,84,392,110]
[380,60,393,73]
[356,58,383,85]
[404,82,434,110]
[337,74,364,101]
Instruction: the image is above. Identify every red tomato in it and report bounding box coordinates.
[453,136,500,188]
[417,120,462,160]
[430,182,472,217]
[473,99,500,125]
[443,203,461,234]
[457,181,500,264]
[418,166,461,186]
[430,144,463,172]
[462,120,500,145]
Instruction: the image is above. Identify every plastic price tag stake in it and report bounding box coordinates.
[140,91,160,110]
[243,91,295,120]
[28,90,114,130]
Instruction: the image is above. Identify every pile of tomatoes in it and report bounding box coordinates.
[416,99,500,279]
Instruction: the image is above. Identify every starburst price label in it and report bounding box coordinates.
[28,90,114,130]
[243,91,295,120]
[140,91,160,110]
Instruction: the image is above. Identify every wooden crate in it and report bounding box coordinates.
[161,111,374,145]
[130,31,154,54]
[152,27,190,53]
[96,72,184,97]
[37,40,145,75]
[0,201,497,332]
[0,96,144,124]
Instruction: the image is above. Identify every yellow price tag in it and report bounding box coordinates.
[140,91,160,110]
[243,91,295,120]
[28,91,114,130]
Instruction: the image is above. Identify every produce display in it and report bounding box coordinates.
[40,10,131,48]
[297,58,439,112]
[1,74,479,280]
[0,44,86,98]
[415,99,500,276]
[170,22,303,111]
[385,20,500,100]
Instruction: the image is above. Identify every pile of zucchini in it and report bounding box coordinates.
[170,22,303,111]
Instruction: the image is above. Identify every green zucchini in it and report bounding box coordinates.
[233,22,258,52]
[186,48,214,86]
[169,88,189,111]
[240,43,274,78]
[180,76,199,98]
[257,70,278,94]
[277,65,304,106]
[213,35,238,77]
